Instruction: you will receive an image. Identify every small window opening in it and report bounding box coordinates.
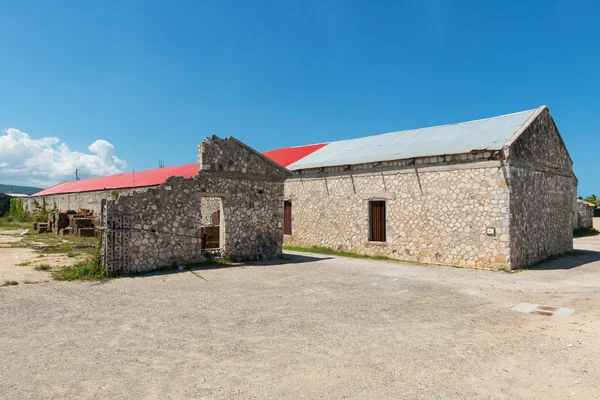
[284,201,292,235]
[369,200,386,242]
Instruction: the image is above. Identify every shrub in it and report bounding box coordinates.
[30,197,49,222]
[52,247,109,281]
[0,194,10,217]
[7,198,28,222]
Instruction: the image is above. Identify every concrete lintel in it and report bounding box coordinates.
[195,192,233,200]
[362,192,396,201]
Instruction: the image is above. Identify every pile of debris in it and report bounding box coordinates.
[33,209,99,237]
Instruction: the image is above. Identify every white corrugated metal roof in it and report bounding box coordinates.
[1,193,30,197]
[288,107,541,171]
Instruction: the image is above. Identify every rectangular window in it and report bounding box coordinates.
[369,200,386,242]
[284,201,292,235]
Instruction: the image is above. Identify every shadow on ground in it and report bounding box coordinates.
[573,228,600,238]
[529,249,600,271]
[129,253,331,278]
[255,253,332,266]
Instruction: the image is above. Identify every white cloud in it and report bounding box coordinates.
[0,128,127,188]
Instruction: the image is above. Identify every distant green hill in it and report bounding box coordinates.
[0,183,44,195]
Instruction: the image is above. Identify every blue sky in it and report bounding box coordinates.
[0,0,598,195]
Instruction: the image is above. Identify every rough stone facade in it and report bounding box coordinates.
[285,160,512,268]
[101,136,290,274]
[577,200,594,229]
[284,108,577,270]
[506,108,576,267]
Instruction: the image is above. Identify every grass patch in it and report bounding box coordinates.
[52,249,110,281]
[1,280,19,287]
[283,245,392,261]
[34,264,52,271]
[23,280,41,285]
[0,217,31,230]
[16,261,32,267]
[573,227,600,237]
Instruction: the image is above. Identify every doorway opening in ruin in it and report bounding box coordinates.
[200,196,223,254]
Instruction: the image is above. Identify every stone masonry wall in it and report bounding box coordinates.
[284,160,512,269]
[198,135,287,176]
[507,108,576,268]
[107,174,285,273]
[508,168,575,267]
[102,136,290,274]
[507,108,572,171]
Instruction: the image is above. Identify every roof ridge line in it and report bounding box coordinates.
[342,107,541,143]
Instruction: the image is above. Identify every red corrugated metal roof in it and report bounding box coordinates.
[262,143,327,167]
[33,143,327,196]
[35,163,198,196]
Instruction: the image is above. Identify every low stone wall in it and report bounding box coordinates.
[104,174,285,273]
[23,187,149,216]
[577,201,594,229]
[284,160,512,269]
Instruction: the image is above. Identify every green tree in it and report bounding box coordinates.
[585,194,598,206]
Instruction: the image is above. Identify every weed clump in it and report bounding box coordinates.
[52,248,109,281]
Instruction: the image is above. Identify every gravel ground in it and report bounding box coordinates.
[1,237,599,399]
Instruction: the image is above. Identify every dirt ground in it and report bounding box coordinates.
[1,235,600,399]
[0,230,80,284]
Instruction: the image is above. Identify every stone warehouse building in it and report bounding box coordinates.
[26,105,576,270]
[267,105,577,270]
